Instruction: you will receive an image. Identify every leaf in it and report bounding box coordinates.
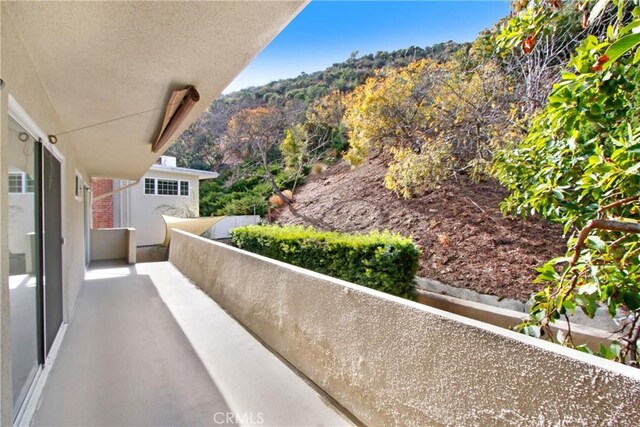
[575,344,593,355]
[535,262,559,282]
[621,20,640,36]
[604,33,640,66]
[625,162,640,175]
[623,292,640,311]
[587,235,606,252]
[563,299,576,312]
[523,325,541,338]
[576,293,598,317]
[552,188,565,200]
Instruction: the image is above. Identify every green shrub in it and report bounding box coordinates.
[218,193,267,216]
[230,225,420,298]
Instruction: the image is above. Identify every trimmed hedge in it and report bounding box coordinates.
[230,225,420,299]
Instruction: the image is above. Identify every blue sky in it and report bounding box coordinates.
[223,1,511,93]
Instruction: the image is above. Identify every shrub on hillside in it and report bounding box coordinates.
[342,57,519,197]
[384,146,453,199]
[230,225,420,298]
[268,190,294,208]
[219,193,267,216]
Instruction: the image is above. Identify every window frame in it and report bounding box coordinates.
[179,180,189,197]
[156,178,179,196]
[8,172,24,193]
[143,177,190,197]
[8,172,35,194]
[144,178,156,195]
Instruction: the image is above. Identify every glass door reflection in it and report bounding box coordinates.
[7,116,41,418]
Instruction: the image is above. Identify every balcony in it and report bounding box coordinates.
[29,261,351,426]
[27,231,640,426]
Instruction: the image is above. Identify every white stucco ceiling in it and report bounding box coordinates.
[4,1,306,179]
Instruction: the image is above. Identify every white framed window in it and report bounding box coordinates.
[143,178,190,197]
[179,180,189,196]
[8,173,23,193]
[144,178,156,195]
[25,175,34,193]
[157,179,178,195]
[8,172,34,193]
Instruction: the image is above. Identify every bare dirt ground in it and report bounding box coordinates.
[273,158,567,301]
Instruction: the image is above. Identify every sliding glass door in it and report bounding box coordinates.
[7,112,65,420]
[7,117,41,417]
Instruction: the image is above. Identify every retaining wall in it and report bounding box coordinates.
[169,230,640,426]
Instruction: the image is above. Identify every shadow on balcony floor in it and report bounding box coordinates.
[31,261,350,427]
[32,265,234,426]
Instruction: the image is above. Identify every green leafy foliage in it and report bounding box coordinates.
[200,165,299,216]
[493,0,640,366]
[230,225,420,298]
[280,126,307,172]
[174,42,467,173]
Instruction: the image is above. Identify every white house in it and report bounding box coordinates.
[92,156,217,247]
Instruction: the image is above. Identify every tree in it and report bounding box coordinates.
[280,91,348,194]
[342,56,519,198]
[480,0,617,115]
[280,125,307,173]
[304,90,348,157]
[493,0,640,366]
[429,58,522,178]
[168,127,224,171]
[343,59,448,166]
[225,106,292,204]
[169,99,251,170]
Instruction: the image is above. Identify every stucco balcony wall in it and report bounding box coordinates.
[90,228,136,264]
[169,230,640,426]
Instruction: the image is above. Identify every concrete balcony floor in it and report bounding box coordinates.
[31,261,351,426]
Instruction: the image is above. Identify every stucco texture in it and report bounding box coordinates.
[2,7,90,423]
[169,231,640,427]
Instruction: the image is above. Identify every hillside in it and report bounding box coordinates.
[222,41,465,104]
[167,41,466,171]
[274,158,567,301]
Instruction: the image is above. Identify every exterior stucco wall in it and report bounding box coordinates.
[123,171,200,246]
[0,17,11,421]
[90,228,135,263]
[169,230,640,426]
[1,7,90,422]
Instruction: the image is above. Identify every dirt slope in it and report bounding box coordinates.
[274,158,567,301]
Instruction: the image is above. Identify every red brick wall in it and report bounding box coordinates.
[92,178,114,229]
